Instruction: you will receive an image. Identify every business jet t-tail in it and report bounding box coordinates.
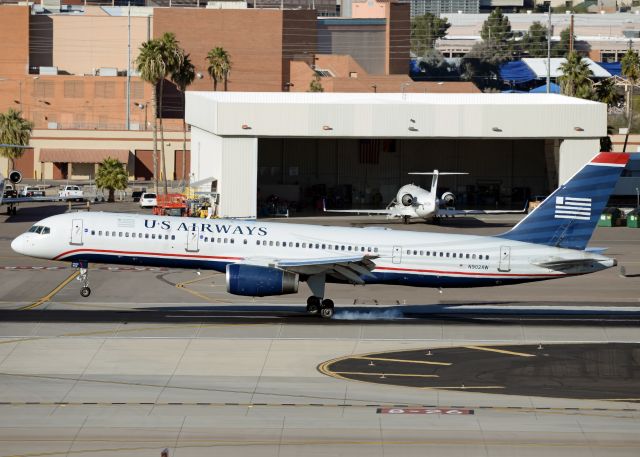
[11,153,628,318]
[324,170,526,223]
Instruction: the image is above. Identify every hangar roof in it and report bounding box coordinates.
[186,92,606,139]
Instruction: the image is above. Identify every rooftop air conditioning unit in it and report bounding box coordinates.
[97,67,118,77]
[39,66,58,75]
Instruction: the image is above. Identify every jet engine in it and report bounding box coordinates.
[440,191,455,207]
[8,170,22,184]
[226,264,299,297]
[400,193,414,206]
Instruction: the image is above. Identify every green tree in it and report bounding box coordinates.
[621,49,640,147]
[206,47,232,91]
[308,76,324,92]
[418,49,452,78]
[553,28,573,57]
[520,22,548,58]
[96,157,128,202]
[0,108,33,174]
[480,7,513,55]
[410,13,450,56]
[171,53,196,185]
[460,41,506,90]
[136,33,185,195]
[593,78,620,108]
[558,51,593,98]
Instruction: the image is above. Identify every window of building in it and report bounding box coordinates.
[95,81,116,98]
[64,80,84,98]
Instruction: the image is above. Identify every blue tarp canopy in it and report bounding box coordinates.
[499,60,537,84]
[598,61,621,77]
[530,82,561,93]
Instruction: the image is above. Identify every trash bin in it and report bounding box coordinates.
[598,207,623,227]
[627,208,640,228]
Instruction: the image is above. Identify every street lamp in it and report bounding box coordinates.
[371,84,377,93]
[134,102,148,130]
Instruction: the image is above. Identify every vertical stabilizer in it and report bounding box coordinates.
[497,152,629,250]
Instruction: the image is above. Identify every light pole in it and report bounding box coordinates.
[371,84,377,93]
[636,187,639,208]
[135,102,148,130]
[401,82,411,100]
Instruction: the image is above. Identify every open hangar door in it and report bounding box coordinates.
[257,138,550,217]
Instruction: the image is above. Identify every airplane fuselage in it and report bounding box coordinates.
[12,211,615,289]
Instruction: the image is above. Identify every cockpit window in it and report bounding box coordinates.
[27,225,50,234]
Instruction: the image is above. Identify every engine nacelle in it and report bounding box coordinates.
[400,193,414,206]
[440,191,455,207]
[226,264,299,297]
[8,170,22,184]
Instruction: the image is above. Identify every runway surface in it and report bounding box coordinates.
[0,202,639,456]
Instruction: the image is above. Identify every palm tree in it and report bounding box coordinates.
[171,53,196,185]
[621,49,640,151]
[135,39,165,195]
[136,33,184,195]
[0,108,33,174]
[206,47,231,91]
[593,78,619,108]
[558,51,593,98]
[96,157,128,202]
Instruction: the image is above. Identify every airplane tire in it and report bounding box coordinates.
[12,207,17,215]
[320,307,334,319]
[306,296,320,315]
[80,287,91,298]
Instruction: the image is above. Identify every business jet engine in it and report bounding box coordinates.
[226,264,299,296]
[8,170,22,184]
[440,191,455,207]
[400,193,414,206]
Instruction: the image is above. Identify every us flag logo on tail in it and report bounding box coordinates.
[554,196,592,220]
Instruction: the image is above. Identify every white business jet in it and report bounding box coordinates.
[11,153,627,318]
[324,170,526,223]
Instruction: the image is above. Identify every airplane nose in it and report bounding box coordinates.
[11,235,27,255]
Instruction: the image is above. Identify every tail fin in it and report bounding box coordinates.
[408,170,468,195]
[497,152,629,250]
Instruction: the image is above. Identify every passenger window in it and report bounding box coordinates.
[452,253,456,258]
[309,244,313,249]
[478,255,483,260]
[145,234,149,239]
[374,248,378,253]
[361,247,365,252]
[472,254,476,259]
[132,233,136,238]
[328,245,332,250]
[171,235,175,240]
[262,240,267,246]
[152,234,156,239]
[341,246,345,251]
[296,242,300,248]
[91,230,95,235]
[446,253,450,258]
[315,243,319,249]
[406,250,411,255]
[276,241,280,247]
[256,240,260,245]
[413,250,417,255]
[204,237,208,242]
[426,251,430,256]
[289,242,293,247]
[486,255,490,260]
[465,254,470,259]
[99,231,102,236]
[244,239,247,245]
[419,251,424,256]
[367,247,371,252]
[335,245,339,250]
[224,238,228,244]
[269,240,273,246]
[125,232,129,238]
[439,252,443,257]
[230,238,234,244]
[322,244,326,249]
[348,246,352,251]
[119,232,123,237]
[112,231,116,237]
[302,243,306,248]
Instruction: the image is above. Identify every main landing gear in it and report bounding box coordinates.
[6,204,17,216]
[305,273,334,319]
[306,296,334,319]
[73,261,91,297]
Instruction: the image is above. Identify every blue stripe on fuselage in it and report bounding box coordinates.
[61,253,555,289]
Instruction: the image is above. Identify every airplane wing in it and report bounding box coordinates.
[240,254,379,285]
[2,196,70,204]
[435,201,529,218]
[322,199,397,216]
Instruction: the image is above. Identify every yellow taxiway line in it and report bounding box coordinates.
[334,372,439,378]
[18,271,79,311]
[464,345,536,357]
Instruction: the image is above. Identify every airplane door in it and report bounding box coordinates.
[392,246,402,264]
[70,219,83,245]
[498,246,511,272]
[186,226,199,252]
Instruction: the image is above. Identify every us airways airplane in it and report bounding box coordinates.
[11,152,628,318]
[323,170,526,223]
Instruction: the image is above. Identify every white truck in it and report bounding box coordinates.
[58,185,84,201]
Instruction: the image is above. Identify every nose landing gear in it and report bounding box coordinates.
[72,261,91,297]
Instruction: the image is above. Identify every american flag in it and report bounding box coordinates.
[554,196,592,221]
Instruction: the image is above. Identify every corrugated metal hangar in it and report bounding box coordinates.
[185,92,606,219]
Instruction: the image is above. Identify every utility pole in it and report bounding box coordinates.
[126,2,131,130]
[547,7,551,93]
[569,13,574,53]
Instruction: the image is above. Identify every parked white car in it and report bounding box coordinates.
[139,192,157,208]
[58,185,84,201]
[20,186,45,197]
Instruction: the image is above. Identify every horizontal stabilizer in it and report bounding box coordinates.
[408,172,468,176]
